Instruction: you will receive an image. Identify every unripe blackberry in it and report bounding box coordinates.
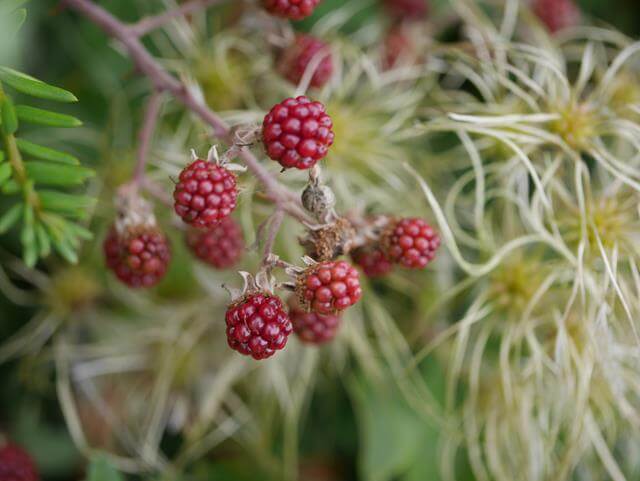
[173,159,238,228]
[0,442,39,481]
[279,34,333,88]
[104,225,171,288]
[226,292,292,360]
[382,25,416,70]
[382,0,429,21]
[186,217,244,269]
[296,260,362,315]
[382,217,440,269]
[352,247,394,278]
[262,96,335,170]
[532,0,580,33]
[289,296,340,344]
[262,0,322,20]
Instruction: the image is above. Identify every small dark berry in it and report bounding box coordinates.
[383,217,440,269]
[226,292,293,360]
[382,0,429,21]
[262,96,335,170]
[104,225,171,288]
[173,159,238,228]
[297,260,362,315]
[532,0,580,33]
[0,443,39,481]
[352,247,394,278]
[262,0,322,20]
[186,217,244,269]
[289,296,341,344]
[279,34,333,88]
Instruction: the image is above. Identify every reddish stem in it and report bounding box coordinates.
[130,0,226,37]
[134,91,163,187]
[64,0,309,223]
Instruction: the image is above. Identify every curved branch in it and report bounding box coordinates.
[64,0,309,222]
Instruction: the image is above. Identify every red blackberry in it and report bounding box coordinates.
[226,292,293,360]
[262,0,322,20]
[104,225,171,288]
[173,159,238,228]
[262,96,335,170]
[532,0,580,33]
[289,296,340,344]
[383,217,440,269]
[382,0,429,21]
[297,260,362,315]
[279,34,333,88]
[382,25,421,70]
[352,247,394,278]
[0,443,39,481]
[186,217,244,269]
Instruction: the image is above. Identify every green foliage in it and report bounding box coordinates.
[86,457,125,481]
[0,1,94,267]
[351,362,447,481]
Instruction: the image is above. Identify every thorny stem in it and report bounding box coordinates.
[129,0,227,37]
[64,0,309,224]
[134,91,163,187]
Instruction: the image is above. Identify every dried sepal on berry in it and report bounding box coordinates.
[104,189,171,288]
[173,147,239,228]
[300,217,356,261]
[295,258,362,315]
[224,270,292,360]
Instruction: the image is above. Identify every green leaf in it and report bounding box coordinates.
[15,105,82,128]
[0,0,30,12]
[9,8,26,33]
[39,190,96,216]
[25,162,94,186]
[16,138,79,165]
[0,67,78,103]
[86,456,125,481]
[1,179,19,193]
[0,150,5,162]
[21,205,36,266]
[1,96,18,135]
[51,236,78,264]
[0,162,11,184]
[0,203,21,233]
[66,221,93,241]
[4,7,26,35]
[35,223,51,257]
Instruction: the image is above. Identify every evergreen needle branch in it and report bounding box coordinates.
[2,130,39,210]
[64,0,308,223]
[129,0,226,37]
